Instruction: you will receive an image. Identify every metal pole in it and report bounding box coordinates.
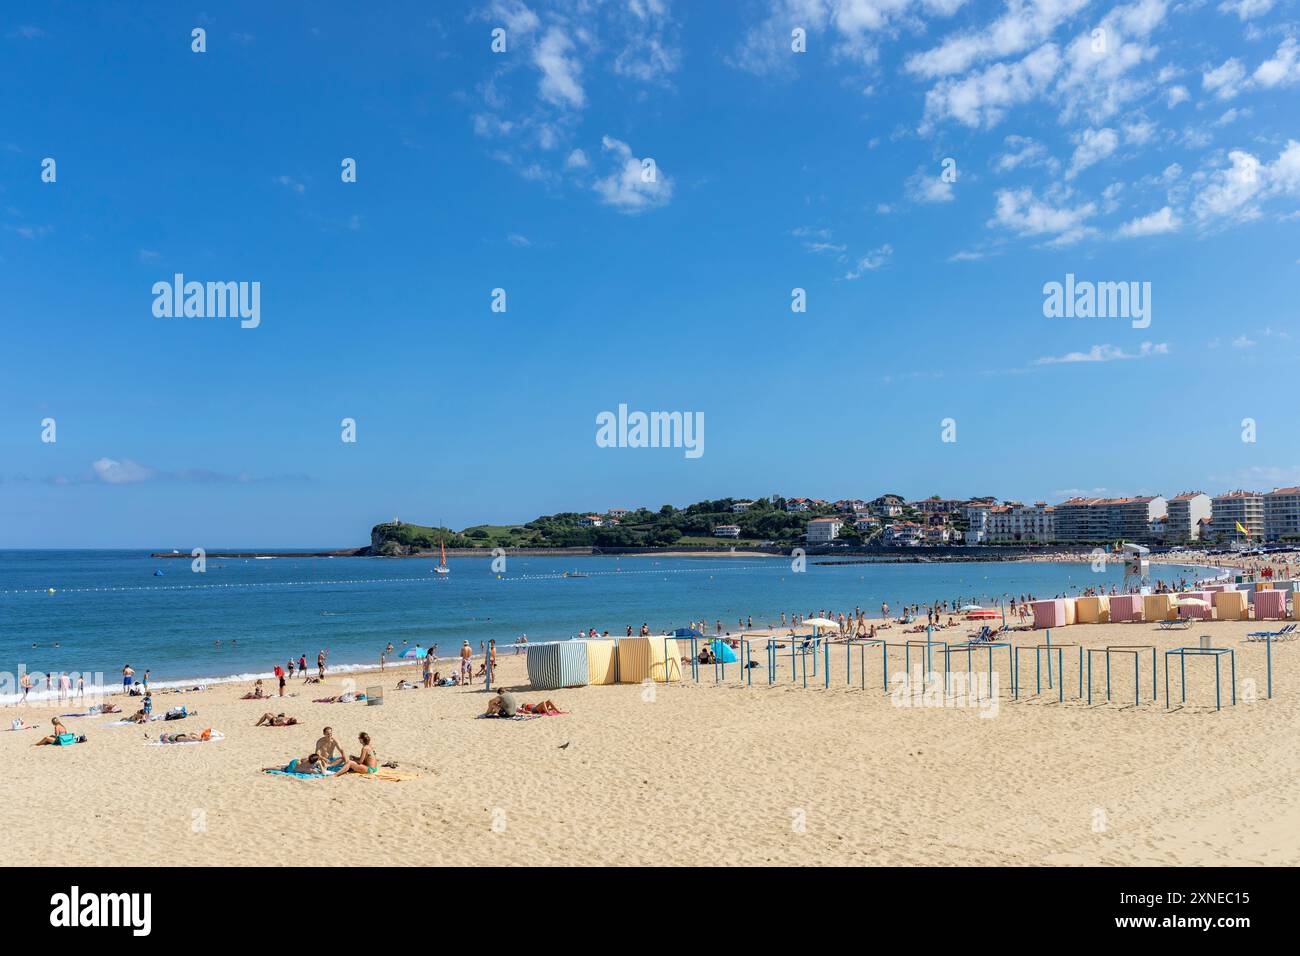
[1231,650,1237,706]
[1215,655,1221,711]
[1057,649,1063,703]
[1267,637,1272,699]
[1087,650,1092,705]
[1164,650,1170,709]
[1046,627,1053,688]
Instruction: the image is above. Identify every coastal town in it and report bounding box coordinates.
[568,489,1300,549]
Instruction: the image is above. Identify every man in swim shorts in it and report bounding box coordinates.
[315,726,345,762]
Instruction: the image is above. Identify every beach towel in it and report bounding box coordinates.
[477,712,541,721]
[5,722,35,732]
[58,712,104,719]
[146,731,224,746]
[108,715,170,726]
[264,759,345,779]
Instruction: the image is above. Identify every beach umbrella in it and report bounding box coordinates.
[1173,598,1210,607]
[400,646,426,659]
[959,604,983,611]
[803,616,839,639]
[673,628,704,638]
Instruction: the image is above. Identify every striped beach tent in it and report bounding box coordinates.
[526,641,591,690]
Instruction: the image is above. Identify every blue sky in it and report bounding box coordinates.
[1,0,1298,548]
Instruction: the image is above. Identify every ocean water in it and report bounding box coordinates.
[0,550,1217,701]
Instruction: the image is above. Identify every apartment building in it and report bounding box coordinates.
[1209,490,1264,541]
[1263,487,1300,541]
[1165,492,1212,543]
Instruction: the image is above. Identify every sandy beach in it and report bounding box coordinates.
[4,614,1296,867]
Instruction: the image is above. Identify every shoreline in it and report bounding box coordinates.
[2,559,1226,707]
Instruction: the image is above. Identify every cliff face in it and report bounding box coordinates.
[370,524,409,555]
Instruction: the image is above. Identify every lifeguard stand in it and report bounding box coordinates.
[1121,542,1150,592]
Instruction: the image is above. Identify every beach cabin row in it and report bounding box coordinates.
[525,637,683,690]
[1029,585,1295,628]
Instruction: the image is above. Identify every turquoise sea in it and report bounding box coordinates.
[0,550,1218,701]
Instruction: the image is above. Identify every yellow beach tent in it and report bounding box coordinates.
[617,637,682,684]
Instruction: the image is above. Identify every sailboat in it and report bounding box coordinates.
[434,540,450,576]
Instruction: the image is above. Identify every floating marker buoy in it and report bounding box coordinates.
[47,588,56,594]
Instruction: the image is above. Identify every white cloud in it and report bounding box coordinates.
[275,175,306,194]
[592,136,674,213]
[905,166,955,202]
[844,243,894,279]
[993,134,1058,173]
[472,113,514,138]
[1203,57,1247,100]
[921,42,1061,129]
[905,0,1089,79]
[732,0,969,77]
[1217,0,1274,20]
[1066,127,1118,178]
[1253,37,1300,90]
[488,0,541,37]
[564,148,589,169]
[92,458,156,484]
[1033,342,1169,365]
[1192,140,1300,224]
[1164,84,1190,107]
[989,186,1096,243]
[1116,205,1181,237]
[534,27,585,109]
[612,0,680,83]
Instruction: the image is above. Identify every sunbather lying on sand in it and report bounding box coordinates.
[264,753,331,775]
[240,680,268,700]
[518,700,562,715]
[313,691,358,703]
[255,712,300,726]
[156,729,214,744]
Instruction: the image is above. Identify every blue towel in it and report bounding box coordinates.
[264,760,344,779]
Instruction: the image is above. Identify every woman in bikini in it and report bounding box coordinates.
[255,712,300,726]
[33,717,69,746]
[333,732,378,775]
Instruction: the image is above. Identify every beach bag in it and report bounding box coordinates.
[56,732,76,746]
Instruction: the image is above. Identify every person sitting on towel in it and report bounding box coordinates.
[485,687,519,718]
[315,727,345,762]
[33,717,69,746]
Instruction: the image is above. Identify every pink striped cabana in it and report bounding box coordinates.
[1108,594,1144,623]
[1254,588,1287,620]
[1176,591,1214,620]
[1030,599,1067,629]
